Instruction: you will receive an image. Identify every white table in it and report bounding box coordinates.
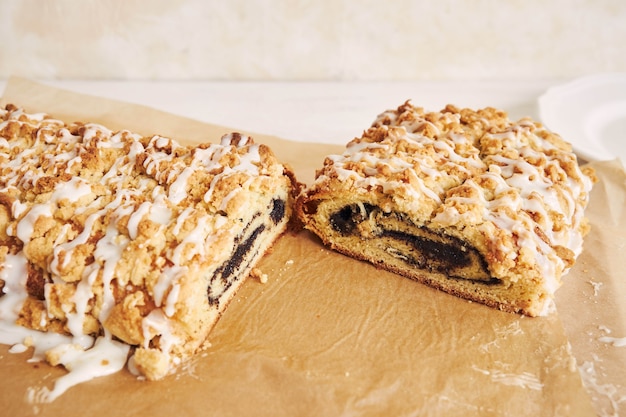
[0,79,555,145]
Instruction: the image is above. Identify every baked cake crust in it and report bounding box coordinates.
[0,104,297,381]
[296,101,594,317]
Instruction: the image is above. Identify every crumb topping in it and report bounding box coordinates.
[308,101,594,294]
[0,104,292,389]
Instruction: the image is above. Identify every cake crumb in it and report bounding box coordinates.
[588,280,603,297]
[250,268,268,284]
[24,336,34,347]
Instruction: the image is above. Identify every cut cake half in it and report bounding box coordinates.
[0,104,297,386]
[296,101,594,317]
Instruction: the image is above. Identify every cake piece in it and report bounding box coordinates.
[296,101,594,317]
[0,104,297,385]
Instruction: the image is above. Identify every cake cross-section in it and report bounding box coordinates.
[296,101,594,317]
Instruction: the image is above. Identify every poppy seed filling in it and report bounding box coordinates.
[330,203,495,283]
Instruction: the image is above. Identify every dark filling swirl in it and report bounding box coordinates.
[330,203,497,283]
[208,198,286,306]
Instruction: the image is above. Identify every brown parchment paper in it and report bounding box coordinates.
[1,77,622,417]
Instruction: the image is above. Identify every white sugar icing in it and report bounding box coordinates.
[0,106,277,401]
[310,102,593,315]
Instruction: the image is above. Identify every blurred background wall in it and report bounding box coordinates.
[1,0,624,81]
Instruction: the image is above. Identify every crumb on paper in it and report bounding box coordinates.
[588,280,603,297]
[250,268,268,284]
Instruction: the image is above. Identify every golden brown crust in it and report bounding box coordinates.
[0,105,297,379]
[296,101,594,316]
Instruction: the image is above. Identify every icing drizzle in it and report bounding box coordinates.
[312,101,593,314]
[0,106,279,400]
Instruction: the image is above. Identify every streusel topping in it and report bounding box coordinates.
[309,101,594,293]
